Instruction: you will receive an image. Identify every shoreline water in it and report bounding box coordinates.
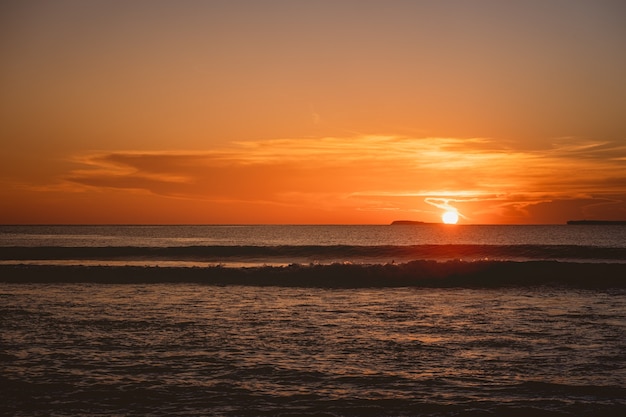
[2,283,625,417]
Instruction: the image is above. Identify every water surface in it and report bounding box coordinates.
[2,284,625,416]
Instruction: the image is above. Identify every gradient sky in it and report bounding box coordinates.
[1,0,625,224]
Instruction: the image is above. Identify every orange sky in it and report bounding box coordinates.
[1,0,625,224]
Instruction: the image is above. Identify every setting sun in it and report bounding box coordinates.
[442,211,459,224]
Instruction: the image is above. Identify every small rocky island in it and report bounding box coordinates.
[390,220,431,225]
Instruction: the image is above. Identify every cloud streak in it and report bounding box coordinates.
[61,136,626,223]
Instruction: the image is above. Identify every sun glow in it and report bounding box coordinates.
[442,211,459,224]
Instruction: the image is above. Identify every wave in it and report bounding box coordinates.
[2,244,626,262]
[2,261,625,288]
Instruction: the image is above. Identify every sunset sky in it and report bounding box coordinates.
[1,0,625,224]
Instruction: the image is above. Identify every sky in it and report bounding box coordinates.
[1,0,625,224]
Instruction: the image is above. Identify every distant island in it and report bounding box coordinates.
[567,220,626,225]
[391,220,432,225]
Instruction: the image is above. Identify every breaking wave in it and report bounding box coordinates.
[2,243,626,262]
[2,260,625,288]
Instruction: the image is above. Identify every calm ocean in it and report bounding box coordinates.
[1,225,625,416]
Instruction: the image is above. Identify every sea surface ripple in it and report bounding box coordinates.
[2,284,625,416]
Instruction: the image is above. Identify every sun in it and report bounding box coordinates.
[442,211,459,224]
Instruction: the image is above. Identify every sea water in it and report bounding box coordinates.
[2,224,626,248]
[1,224,626,266]
[1,225,625,416]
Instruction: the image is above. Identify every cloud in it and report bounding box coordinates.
[59,136,626,222]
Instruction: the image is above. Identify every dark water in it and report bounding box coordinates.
[2,284,625,416]
[2,225,626,268]
[1,225,626,415]
[2,224,626,249]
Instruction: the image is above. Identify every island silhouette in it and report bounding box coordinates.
[390,220,432,225]
[567,220,626,225]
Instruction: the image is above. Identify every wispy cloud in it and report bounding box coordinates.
[58,136,626,222]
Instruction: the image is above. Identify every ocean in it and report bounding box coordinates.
[1,224,625,416]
